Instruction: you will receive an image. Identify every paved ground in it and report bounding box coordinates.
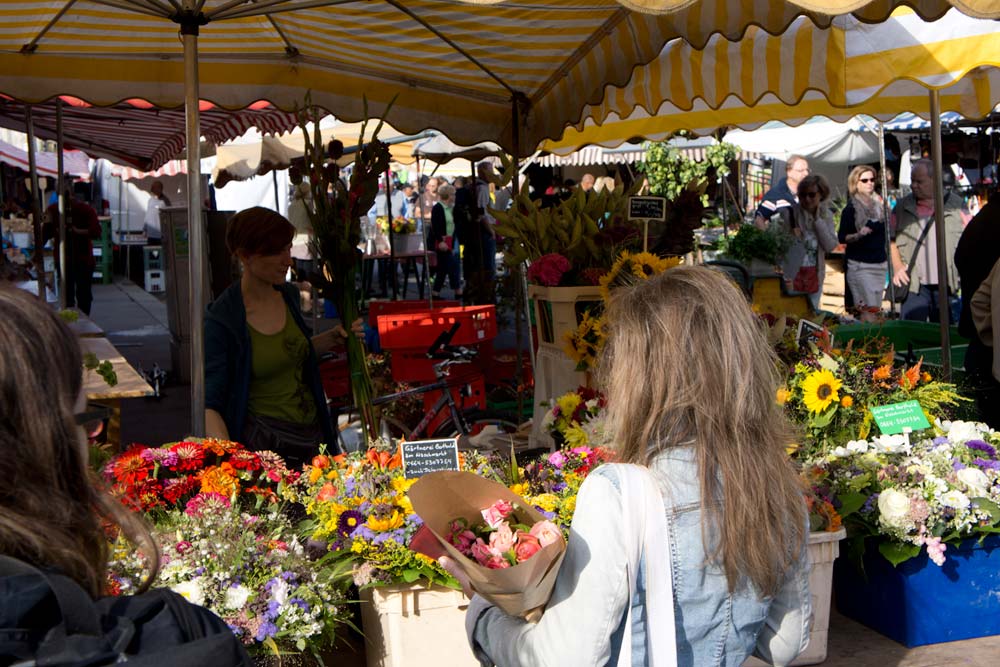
[84,278,999,665]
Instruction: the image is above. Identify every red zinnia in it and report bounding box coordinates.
[169,441,206,471]
[109,445,153,486]
[228,449,262,471]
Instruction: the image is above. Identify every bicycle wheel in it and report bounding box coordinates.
[432,409,522,451]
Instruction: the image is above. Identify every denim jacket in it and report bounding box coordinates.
[466,447,812,667]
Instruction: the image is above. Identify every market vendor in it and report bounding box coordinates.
[44,187,102,315]
[204,207,360,464]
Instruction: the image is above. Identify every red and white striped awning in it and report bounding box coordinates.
[108,160,188,181]
[0,138,90,179]
[0,97,300,171]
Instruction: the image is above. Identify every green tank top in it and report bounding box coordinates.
[247,307,316,425]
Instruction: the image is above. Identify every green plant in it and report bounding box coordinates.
[719,223,793,265]
[493,182,642,269]
[639,139,740,203]
[83,352,117,386]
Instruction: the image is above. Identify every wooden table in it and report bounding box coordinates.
[66,312,105,337]
[80,336,154,447]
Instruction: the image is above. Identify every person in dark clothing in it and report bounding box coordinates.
[204,207,359,464]
[0,285,250,666]
[45,192,102,315]
[955,195,1000,428]
[430,183,462,298]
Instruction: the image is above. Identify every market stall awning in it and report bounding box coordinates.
[0,97,300,171]
[0,138,90,179]
[542,7,1000,152]
[212,119,425,186]
[1,2,993,156]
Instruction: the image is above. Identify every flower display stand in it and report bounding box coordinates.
[390,233,423,255]
[361,584,477,667]
[527,285,602,450]
[744,528,845,667]
[833,534,1000,647]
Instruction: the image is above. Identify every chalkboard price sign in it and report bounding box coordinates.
[628,196,667,222]
[401,438,461,479]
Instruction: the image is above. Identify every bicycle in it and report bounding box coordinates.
[326,322,522,452]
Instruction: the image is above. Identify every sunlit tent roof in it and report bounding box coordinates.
[1,2,995,155]
[543,7,1000,153]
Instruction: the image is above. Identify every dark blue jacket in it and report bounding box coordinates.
[204,281,338,453]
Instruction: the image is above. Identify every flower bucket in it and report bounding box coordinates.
[390,233,423,255]
[744,528,845,667]
[833,534,1000,647]
[360,584,477,667]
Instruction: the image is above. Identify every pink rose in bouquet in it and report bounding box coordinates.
[448,499,560,569]
[527,253,571,286]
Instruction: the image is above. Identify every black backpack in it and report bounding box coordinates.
[0,556,251,667]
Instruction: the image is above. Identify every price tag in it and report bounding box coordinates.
[401,438,460,479]
[628,196,667,222]
[870,400,932,435]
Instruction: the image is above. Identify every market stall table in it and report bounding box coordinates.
[66,312,105,338]
[80,336,154,448]
[361,250,430,300]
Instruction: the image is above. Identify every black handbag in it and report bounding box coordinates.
[888,218,934,304]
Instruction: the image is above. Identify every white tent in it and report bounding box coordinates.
[724,118,880,194]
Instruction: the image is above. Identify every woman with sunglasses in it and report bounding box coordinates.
[0,284,249,664]
[838,166,888,312]
[786,174,838,310]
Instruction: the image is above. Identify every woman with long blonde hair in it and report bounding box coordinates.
[443,266,811,666]
[839,165,888,310]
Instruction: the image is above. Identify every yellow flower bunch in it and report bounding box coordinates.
[563,311,606,372]
[599,251,680,301]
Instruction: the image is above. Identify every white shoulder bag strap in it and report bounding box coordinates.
[615,463,678,667]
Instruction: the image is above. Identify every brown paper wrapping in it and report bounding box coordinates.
[409,470,566,618]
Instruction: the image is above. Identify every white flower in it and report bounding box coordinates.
[846,440,869,454]
[171,579,205,607]
[832,446,850,458]
[224,584,250,610]
[877,488,912,528]
[540,406,556,430]
[270,577,290,605]
[942,421,989,445]
[956,467,990,496]
[940,490,971,510]
[873,434,910,454]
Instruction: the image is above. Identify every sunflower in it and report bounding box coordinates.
[800,368,842,413]
[628,252,671,279]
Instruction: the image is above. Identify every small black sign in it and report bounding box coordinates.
[796,319,833,349]
[401,438,460,479]
[628,196,667,222]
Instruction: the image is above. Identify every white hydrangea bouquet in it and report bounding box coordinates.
[107,493,352,657]
[807,420,1000,567]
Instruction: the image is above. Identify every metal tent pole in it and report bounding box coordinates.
[929,90,952,381]
[877,121,896,317]
[24,106,46,304]
[182,17,206,436]
[56,99,67,308]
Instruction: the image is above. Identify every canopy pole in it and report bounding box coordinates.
[182,20,206,436]
[56,99,67,309]
[877,121,896,318]
[511,94,534,420]
[929,90,952,381]
[272,169,280,211]
[24,106,46,304]
[385,170,397,301]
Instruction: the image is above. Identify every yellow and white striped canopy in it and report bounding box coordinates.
[0,1,995,155]
[544,7,1000,153]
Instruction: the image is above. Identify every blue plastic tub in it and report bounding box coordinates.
[834,534,1000,647]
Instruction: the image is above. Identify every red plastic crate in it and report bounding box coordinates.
[422,372,487,435]
[367,299,461,329]
[377,305,497,350]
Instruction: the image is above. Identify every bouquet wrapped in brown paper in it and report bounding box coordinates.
[408,470,567,619]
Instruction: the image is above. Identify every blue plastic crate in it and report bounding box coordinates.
[834,534,1000,647]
